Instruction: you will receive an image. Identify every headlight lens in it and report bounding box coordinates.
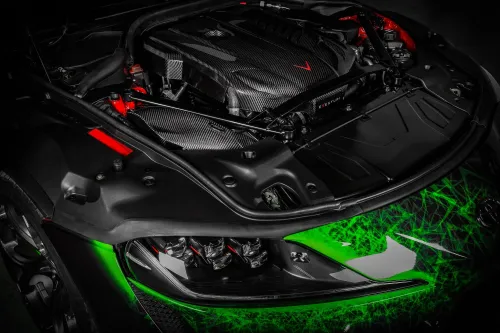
[120,236,423,305]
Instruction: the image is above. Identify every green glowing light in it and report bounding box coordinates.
[91,240,137,305]
[129,278,431,332]
[285,168,497,292]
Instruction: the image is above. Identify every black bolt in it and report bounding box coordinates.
[222,175,237,188]
[142,175,156,187]
[110,92,120,100]
[306,183,318,194]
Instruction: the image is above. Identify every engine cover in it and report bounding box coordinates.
[144,8,355,116]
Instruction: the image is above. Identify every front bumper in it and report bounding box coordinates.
[94,164,498,333]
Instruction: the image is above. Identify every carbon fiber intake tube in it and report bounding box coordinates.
[74,48,126,98]
[226,87,240,116]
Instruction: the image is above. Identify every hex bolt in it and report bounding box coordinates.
[96,173,106,181]
[110,92,120,100]
[344,104,353,112]
[424,64,431,70]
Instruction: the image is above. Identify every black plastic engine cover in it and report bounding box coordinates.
[144,8,355,114]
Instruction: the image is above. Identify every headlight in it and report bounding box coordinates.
[119,236,424,305]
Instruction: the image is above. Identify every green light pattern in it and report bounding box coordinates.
[129,277,431,332]
[124,168,498,332]
[91,240,137,306]
[285,168,497,293]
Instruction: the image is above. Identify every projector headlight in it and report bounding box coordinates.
[119,236,423,305]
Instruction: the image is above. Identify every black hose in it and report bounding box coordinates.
[74,48,126,98]
[125,0,236,64]
[344,82,360,99]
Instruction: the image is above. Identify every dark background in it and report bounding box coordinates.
[2,0,499,332]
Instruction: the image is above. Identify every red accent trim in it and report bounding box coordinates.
[151,246,159,254]
[41,218,52,224]
[190,246,201,255]
[339,14,416,51]
[227,245,238,254]
[131,86,147,95]
[294,61,311,71]
[376,13,416,52]
[109,96,128,116]
[88,129,133,156]
[240,1,247,5]
[129,64,144,74]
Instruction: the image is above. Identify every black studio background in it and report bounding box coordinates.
[3,0,500,332]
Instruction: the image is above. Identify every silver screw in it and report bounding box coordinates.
[424,64,431,70]
[344,104,353,112]
[96,173,105,181]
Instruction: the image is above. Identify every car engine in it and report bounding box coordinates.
[44,2,419,151]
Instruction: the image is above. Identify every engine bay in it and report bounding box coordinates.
[30,1,480,210]
[44,3,423,150]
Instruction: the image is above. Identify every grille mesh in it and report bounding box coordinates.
[130,283,191,333]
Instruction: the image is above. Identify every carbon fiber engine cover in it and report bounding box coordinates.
[144,7,355,115]
[128,107,257,150]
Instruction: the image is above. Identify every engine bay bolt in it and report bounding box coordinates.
[142,175,156,187]
[306,183,318,194]
[301,127,308,135]
[222,175,237,188]
[450,87,461,97]
[109,92,120,100]
[113,159,124,172]
[385,86,391,93]
[424,64,432,70]
[344,104,353,112]
[95,173,105,181]
[242,151,256,160]
[44,92,51,100]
